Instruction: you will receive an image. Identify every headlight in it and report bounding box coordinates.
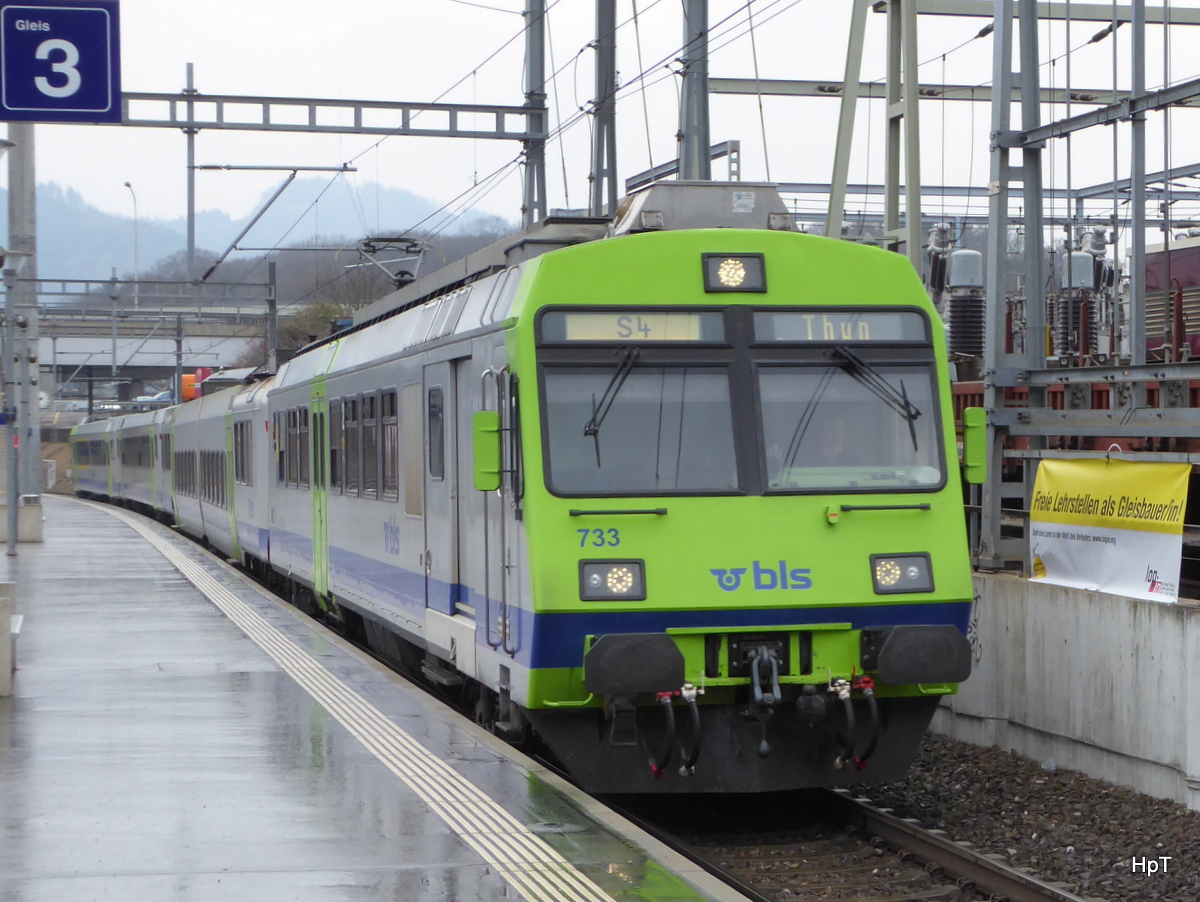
[580,560,647,601]
[870,553,934,594]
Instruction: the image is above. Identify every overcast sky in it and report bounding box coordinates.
[13,0,1200,245]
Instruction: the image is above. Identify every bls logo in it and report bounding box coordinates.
[383,515,401,556]
[710,561,813,592]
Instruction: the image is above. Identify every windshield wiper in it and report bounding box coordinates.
[583,347,640,466]
[782,364,838,471]
[834,345,922,451]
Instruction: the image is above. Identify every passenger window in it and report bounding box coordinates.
[402,384,422,516]
[312,411,325,490]
[330,401,343,493]
[274,413,284,484]
[287,409,299,488]
[428,387,445,481]
[299,407,310,489]
[362,392,378,499]
[345,398,360,495]
[382,389,398,501]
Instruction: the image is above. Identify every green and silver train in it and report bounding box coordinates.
[73,182,985,793]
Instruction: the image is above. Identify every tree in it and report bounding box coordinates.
[140,248,221,281]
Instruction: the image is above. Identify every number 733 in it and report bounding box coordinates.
[577,528,620,547]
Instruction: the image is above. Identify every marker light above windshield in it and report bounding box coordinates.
[702,253,766,292]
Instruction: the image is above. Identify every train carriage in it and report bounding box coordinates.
[167,385,242,551]
[151,404,176,518]
[113,411,157,512]
[193,387,242,559]
[72,182,984,794]
[230,378,272,567]
[267,268,525,651]
[70,416,116,499]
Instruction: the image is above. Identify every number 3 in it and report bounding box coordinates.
[35,39,82,99]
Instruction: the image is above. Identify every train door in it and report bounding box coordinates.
[224,417,242,563]
[422,361,459,616]
[311,397,330,602]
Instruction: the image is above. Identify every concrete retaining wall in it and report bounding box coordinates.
[932,573,1200,810]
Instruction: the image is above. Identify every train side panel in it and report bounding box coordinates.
[114,412,157,511]
[232,378,272,564]
[70,418,115,498]
[269,272,533,702]
[170,393,205,540]
[268,350,336,596]
[152,406,175,519]
[195,388,239,559]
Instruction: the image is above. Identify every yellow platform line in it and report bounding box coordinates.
[96,503,619,902]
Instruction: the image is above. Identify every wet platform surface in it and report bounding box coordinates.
[0,496,740,902]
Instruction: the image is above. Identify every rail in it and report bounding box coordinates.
[822,789,1105,902]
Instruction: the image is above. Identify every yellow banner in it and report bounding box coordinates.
[1030,459,1189,535]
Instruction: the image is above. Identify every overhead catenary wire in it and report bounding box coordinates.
[545,10,574,209]
[238,0,1058,310]
[340,168,370,239]
[213,170,348,287]
[1162,0,1174,355]
[631,0,656,175]
[446,0,804,208]
[747,2,772,182]
[353,0,802,241]
[275,155,525,313]
[960,86,978,238]
[1111,0,1120,277]
[445,0,523,12]
[1066,0,1077,246]
[268,0,1156,289]
[213,3,562,290]
[345,0,568,168]
[275,1,793,292]
[940,54,947,226]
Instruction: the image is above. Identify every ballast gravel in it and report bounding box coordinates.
[858,733,1200,901]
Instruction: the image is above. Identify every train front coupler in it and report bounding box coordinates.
[741,645,782,758]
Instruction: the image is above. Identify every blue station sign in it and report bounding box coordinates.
[0,0,121,122]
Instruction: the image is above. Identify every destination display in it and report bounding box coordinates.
[754,310,928,343]
[542,311,726,343]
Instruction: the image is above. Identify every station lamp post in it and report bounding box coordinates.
[124,181,138,308]
[2,249,31,557]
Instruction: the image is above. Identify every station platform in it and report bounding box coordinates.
[0,495,741,902]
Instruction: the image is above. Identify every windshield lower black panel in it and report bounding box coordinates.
[759,365,942,491]
[544,366,738,495]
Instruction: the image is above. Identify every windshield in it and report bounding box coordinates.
[759,364,942,491]
[543,366,738,495]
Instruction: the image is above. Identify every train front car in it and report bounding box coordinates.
[505,227,975,793]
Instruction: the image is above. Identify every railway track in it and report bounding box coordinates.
[201,526,1107,902]
[612,789,1108,902]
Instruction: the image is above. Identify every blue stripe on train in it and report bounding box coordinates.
[525,602,972,669]
[270,528,972,670]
